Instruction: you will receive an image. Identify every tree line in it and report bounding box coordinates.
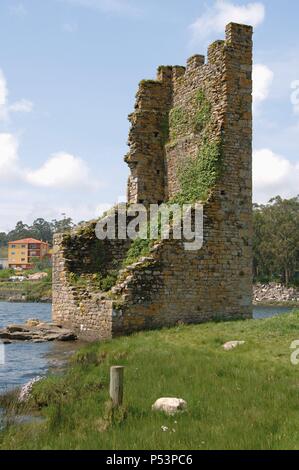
[0,217,75,248]
[253,196,299,286]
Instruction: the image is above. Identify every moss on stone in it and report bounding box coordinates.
[139,79,159,87]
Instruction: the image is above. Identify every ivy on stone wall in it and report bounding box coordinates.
[168,89,212,143]
[169,107,188,141]
[193,90,211,133]
[169,89,223,204]
[173,138,223,204]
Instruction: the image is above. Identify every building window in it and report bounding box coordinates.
[11,252,16,255]
[11,245,16,248]
[21,258,25,262]
[21,245,26,248]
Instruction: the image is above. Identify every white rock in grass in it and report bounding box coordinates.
[223,341,245,351]
[152,397,187,415]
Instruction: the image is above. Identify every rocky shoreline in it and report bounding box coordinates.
[0,295,51,303]
[254,283,299,306]
[0,319,77,344]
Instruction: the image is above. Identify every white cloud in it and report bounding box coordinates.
[25,152,97,189]
[190,0,265,43]
[253,148,299,203]
[0,73,99,192]
[0,133,20,180]
[62,0,139,16]
[0,68,33,121]
[253,64,274,110]
[9,99,34,113]
[0,188,108,232]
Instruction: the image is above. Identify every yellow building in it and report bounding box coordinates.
[8,238,49,270]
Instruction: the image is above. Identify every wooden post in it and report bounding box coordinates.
[109,366,124,406]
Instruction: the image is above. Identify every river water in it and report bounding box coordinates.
[0,302,297,393]
[0,302,79,394]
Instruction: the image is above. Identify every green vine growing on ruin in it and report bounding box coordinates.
[68,270,118,293]
[167,89,223,204]
[169,107,188,140]
[172,138,223,205]
[168,89,211,142]
[122,238,154,267]
[193,90,211,133]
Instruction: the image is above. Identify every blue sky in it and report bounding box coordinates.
[0,0,298,232]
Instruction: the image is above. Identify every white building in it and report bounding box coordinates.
[0,258,9,269]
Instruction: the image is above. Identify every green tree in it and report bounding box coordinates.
[31,218,53,244]
[51,217,74,234]
[253,196,299,286]
[7,221,36,241]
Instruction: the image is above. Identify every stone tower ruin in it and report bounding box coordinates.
[52,23,253,341]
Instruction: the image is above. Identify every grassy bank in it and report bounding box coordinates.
[1,312,299,450]
[0,270,52,302]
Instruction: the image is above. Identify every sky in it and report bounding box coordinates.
[0,0,298,232]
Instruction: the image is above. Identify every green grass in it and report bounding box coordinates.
[0,269,14,280]
[0,270,52,301]
[2,312,299,449]
[23,275,52,301]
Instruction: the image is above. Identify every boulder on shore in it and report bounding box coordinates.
[0,320,77,343]
[254,283,299,304]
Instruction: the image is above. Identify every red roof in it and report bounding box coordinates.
[8,238,48,245]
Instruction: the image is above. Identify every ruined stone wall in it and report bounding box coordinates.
[52,23,253,340]
[52,219,131,340]
[53,230,123,341]
[125,68,173,205]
